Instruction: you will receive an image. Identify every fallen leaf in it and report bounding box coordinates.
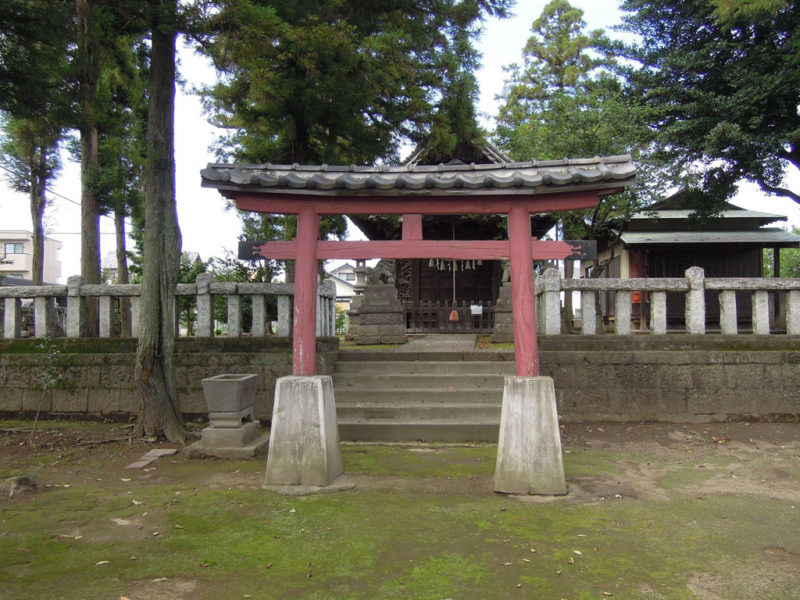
[129,555,138,560]
[266,562,273,569]
[569,557,575,565]
[173,524,184,530]
[602,593,613,597]
[200,560,216,567]
[516,584,522,588]
[131,500,142,505]
[573,550,582,555]
[522,558,531,563]
[307,571,312,578]
[120,478,132,483]
[556,569,562,575]
[95,560,111,566]
[153,532,160,536]
[502,561,513,566]
[152,577,167,583]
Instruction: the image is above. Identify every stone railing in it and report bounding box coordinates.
[0,273,337,339]
[535,266,800,335]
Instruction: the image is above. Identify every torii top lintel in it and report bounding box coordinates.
[201,155,636,378]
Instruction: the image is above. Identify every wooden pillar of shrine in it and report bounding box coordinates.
[293,206,319,376]
[507,204,539,377]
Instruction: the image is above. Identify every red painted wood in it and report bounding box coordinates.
[293,206,319,376]
[234,191,599,216]
[250,239,592,261]
[402,214,423,241]
[508,204,539,377]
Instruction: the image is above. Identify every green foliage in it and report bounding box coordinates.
[615,0,800,206]
[177,252,211,336]
[0,0,73,123]
[31,335,76,394]
[494,0,649,243]
[200,0,510,166]
[763,228,800,277]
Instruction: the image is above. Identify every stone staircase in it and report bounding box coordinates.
[333,350,515,442]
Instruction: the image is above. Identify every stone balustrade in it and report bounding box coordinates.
[0,274,337,339]
[535,266,800,336]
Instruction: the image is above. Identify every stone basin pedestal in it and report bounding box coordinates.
[186,374,270,459]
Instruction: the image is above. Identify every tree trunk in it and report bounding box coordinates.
[29,152,46,286]
[77,0,100,336]
[134,0,183,442]
[115,209,132,337]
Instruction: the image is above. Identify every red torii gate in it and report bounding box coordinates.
[237,197,597,377]
[202,158,636,376]
[203,157,636,493]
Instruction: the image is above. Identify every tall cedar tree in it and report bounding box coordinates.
[200,0,510,246]
[135,0,184,442]
[0,118,62,284]
[494,0,647,326]
[615,0,800,206]
[0,0,72,285]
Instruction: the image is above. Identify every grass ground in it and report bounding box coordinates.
[1,419,799,600]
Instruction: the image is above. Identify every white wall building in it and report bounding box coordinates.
[0,231,62,284]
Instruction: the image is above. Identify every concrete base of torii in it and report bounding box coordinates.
[264,376,344,488]
[494,376,567,496]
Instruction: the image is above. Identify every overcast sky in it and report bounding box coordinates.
[1,0,799,283]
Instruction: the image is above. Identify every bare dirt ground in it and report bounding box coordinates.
[2,419,799,600]
[2,419,799,498]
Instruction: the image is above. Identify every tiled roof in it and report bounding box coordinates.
[620,229,800,246]
[201,154,635,196]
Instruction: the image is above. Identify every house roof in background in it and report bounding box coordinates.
[619,228,800,247]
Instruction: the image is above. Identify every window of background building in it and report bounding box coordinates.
[4,243,24,255]
[344,272,355,281]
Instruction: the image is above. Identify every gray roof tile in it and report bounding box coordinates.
[200,154,636,196]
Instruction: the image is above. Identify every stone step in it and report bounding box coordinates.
[334,388,502,405]
[337,402,501,421]
[336,350,515,363]
[337,419,501,443]
[332,372,506,390]
[332,350,511,442]
[335,360,516,375]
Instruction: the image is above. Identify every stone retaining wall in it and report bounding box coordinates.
[538,336,800,422]
[0,337,340,422]
[0,336,798,423]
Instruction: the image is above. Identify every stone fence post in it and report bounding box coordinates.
[66,276,84,338]
[542,268,561,335]
[650,291,667,335]
[787,290,800,335]
[3,297,21,339]
[196,273,214,337]
[685,266,706,335]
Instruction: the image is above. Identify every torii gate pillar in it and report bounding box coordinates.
[494,205,566,495]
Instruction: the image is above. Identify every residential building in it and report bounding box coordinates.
[0,231,62,284]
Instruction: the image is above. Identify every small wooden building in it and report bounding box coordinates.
[347,143,556,333]
[590,192,800,327]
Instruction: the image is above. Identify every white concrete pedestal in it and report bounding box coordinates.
[494,376,567,495]
[264,376,343,487]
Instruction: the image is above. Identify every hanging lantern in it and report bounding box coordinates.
[428,258,435,268]
[449,307,459,322]
[465,260,472,270]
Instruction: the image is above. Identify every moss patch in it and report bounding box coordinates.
[2,421,799,600]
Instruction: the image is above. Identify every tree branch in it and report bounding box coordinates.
[756,179,800,205]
